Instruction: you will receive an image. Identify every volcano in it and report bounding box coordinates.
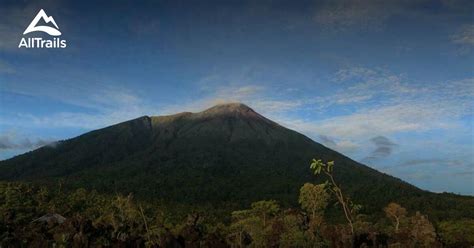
[0,103,472,218]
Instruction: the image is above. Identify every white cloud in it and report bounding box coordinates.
[269,67,472,159]
[7,66,470,154]
[318,67,472,113]
[1,85,160,130]
[160,68,472,158]
[0,130,54,150]
[452,25,474,46]
[313,67,405,109]
[18,107,152,129]
[396,159,469,168]
[282,101,463,140]
[317,135,360,154]
[3,64,472,174]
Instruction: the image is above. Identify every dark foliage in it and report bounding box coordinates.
[1,182,473,247]
[1,104,472,222]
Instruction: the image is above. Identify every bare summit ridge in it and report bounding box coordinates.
[199,102,256,116]
[194,102,277,125]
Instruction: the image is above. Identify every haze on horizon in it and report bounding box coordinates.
[0,0,473,195]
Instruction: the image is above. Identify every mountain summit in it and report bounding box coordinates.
[156,103,277,126]
[198,102,262,118]
[201,102,255,114]
[0,103,471,217]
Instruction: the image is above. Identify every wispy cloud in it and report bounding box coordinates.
[161,67,473,158]
[451,24,474,46]
[265,66,473,179]
[0,131,54,150]
[318,135,337,147]
[317,135,359,154]
[1,85,159,129]
[362,136,397,163]
[451,24,474,54]
[12,65,469,149]
[283,101,463,141]
[397,159,466,168]
[315,67,424,109]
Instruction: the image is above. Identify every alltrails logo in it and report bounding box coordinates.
[18,9,67,49]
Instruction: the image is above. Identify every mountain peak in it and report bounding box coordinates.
[203,102,254,113]
[149,103,279,131]
[198,102,267,121]
[2,99,459,223]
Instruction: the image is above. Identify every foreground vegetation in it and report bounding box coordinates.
[1,160,473,247]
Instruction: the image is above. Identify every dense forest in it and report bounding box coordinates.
[2,104,473,226]
[1,160,473,247]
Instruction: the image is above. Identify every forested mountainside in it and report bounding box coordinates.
[1,103,472,221]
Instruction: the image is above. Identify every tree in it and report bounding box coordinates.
[228,201,280,247]
[278,214,312,247]
[251,200,280,227]
[310,159,361,235]
[299,183,329,219]
[438,219,474,247]
[384,202,407,232]
[409,211,437,247]
[229,209,258,247]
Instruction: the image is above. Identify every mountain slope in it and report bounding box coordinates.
[0,103,472,219]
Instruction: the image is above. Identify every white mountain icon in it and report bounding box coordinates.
[23,9,61,36]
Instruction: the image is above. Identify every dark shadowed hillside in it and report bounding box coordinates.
[0,103,472,220]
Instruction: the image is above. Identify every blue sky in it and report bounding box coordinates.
[0,0,473,194]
